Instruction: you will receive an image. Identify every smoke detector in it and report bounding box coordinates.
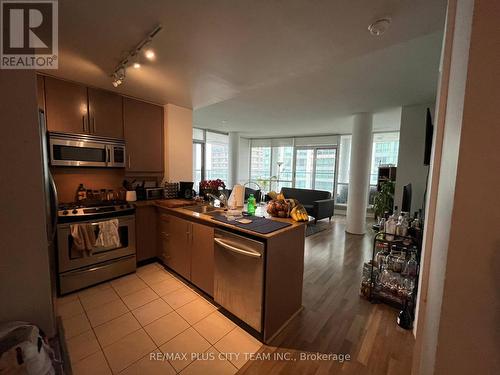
[368,18,391,36]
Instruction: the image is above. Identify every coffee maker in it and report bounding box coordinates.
[178,181,195,199]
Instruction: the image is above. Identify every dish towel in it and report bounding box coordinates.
[70,223,96,253]
[95,219,121,249]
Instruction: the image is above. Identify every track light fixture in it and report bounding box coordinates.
[110,25,162,87]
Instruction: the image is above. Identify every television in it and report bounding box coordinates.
[424,108,434,165]
[402,183,412,213]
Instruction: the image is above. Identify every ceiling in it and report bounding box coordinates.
[50,0,447,137]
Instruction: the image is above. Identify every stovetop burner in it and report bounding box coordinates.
[58,200,134,220]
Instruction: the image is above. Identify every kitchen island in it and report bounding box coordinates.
[152,199,306,343]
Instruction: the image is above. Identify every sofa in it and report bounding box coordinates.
[280,187,335,223]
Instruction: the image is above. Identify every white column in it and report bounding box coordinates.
[346,113,373,234]
[228,132,240,187]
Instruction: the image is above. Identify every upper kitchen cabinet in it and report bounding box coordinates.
[44,76,89,134]
[88,88,124,139]
[36,75,45,112]
[123,98,164,174]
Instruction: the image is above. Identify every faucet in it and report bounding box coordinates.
[206,192,228,208]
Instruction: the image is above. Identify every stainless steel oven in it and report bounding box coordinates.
[49,132,126,168]
[57,213,136,294]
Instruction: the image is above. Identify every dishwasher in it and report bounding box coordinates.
[214,229,265,332]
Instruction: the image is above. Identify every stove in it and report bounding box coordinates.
[57,200,135,223]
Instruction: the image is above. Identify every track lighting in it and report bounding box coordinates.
[110,25,162,87]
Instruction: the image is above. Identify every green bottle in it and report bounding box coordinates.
[247,194,256,215]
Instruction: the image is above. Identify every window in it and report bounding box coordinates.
[336,135,351,204]
[192,129,229,190]
[249,139,294,192]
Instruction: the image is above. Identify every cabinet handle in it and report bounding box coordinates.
[82,115,85,132]
[128,155,131,168]
[93,117,97,133]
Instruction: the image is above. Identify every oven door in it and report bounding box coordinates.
[50,136,108,167]
[57,215,136,273]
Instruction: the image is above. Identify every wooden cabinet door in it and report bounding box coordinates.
[44,76,89,134]
[164,215,191,279]
[190,222,214,296]
[88,88,123,138]
[123,98,163,173]
[135,205,158,262]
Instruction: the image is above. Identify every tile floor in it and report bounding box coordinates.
[57,263,262,374]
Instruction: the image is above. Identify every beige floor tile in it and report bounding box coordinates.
[80,287,120,311]
[72,350,112,375]
[214,327,262,369]
[103,329,156,374]
[67,330,101,364]
[138,269,172,285]
[122,287,158,310]
[136,263,162,274]
[62,313,91,339]
[56,293,79,307]
[86,299,129,327]
[176,298,217,325]
[57,299,84,320]
[111,275,148,298]
[181,347,238,375]
[94,312,141,347]
[158,327,211,372]
[144,311,190,346]
[119,351,176,375]
[162,287,200,309]
[193,311,236,344]
[149,277,185,297]
[77,282,112,299]
[132,298,173,326]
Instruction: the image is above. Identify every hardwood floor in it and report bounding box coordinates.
[240,216,414,375]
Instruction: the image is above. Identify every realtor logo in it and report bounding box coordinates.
[1,0,58,69]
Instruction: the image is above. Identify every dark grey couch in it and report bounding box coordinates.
[280,187,335,223]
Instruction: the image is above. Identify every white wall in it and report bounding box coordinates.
[394,103,433,213]
[164,104,193,182]
[414,0,500,374]
[0,71,56,336]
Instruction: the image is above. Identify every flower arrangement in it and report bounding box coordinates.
[199,179,226,200]
[199,179,226,190]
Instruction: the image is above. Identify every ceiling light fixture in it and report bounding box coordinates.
[368,17,391,36]
[144,49,155,60]
[110,25,162,87]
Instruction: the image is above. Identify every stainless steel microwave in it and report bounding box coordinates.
[49,132,126,168]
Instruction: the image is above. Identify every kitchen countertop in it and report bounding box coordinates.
[152,199,307,239]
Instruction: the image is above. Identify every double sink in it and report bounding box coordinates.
[182,204,223,216]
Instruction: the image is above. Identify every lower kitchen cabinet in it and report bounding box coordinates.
[190,222,214,296]
[135,205,158,262]
[157,211,214,295]
[159,214,191,280]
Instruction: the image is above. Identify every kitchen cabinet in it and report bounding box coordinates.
[159,213,191,279]
[44,76,89,134]
[158,211,214,295]
[37,75,45,112]
[135,205,158,262]
[123,98,164,174]
[190,222,214,295]
[88,88,123,138]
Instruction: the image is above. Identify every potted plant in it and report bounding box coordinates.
[373,180,395,219]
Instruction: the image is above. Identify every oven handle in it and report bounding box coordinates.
[49,172,58,240]
[62,255,135,276]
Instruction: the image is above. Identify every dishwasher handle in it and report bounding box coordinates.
[214,238,262,258]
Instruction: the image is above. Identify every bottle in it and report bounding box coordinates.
[247,194,256,215]
[76,184,86,202]
[385,215,396,241]
[405,252,418,278]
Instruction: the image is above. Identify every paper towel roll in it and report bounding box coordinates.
[228,184,245,208]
